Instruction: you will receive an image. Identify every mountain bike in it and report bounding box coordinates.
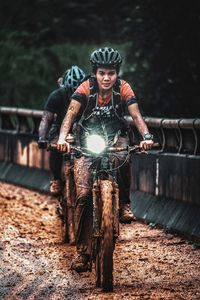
[51,135,157,292]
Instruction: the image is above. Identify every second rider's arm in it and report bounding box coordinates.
[57,99,81,152]
[38,111,54,148]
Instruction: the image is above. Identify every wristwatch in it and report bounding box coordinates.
[143,133,154,140]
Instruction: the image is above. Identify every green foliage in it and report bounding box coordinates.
[0,33,131,109]
[122,1,200,118]
[0,0,199,117]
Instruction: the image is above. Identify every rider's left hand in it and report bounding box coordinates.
[139,140,154,151]
[57,140,70,153]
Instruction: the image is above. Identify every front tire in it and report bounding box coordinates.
[60,193,69,243]
[100,179,114,292]
[60,160,76,244]
[64,167,76,245]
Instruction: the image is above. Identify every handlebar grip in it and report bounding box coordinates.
[152,142,160,148]
[48,143,57,150]
[129,143,160,153]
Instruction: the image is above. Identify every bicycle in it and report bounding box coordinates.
[51,135,158,292]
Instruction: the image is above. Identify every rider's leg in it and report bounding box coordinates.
[113,136,135,223]
[71,156,93,272]
[48,128,64,195]
[49,150,63,195]
[117,163,135,223]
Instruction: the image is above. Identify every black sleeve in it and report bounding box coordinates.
[71,92,87,107]
[126,96,137,106]
[44,88,63,114]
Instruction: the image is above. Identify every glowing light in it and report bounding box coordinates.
[86,135,106,154]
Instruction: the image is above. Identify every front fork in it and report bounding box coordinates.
[91,177,119,262]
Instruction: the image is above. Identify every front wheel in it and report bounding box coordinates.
[59,161,76,244]
[99,179,114,292]
[64,163,76,245]
[59,193,69,243]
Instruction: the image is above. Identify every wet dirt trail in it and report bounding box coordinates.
[0,182,200,300]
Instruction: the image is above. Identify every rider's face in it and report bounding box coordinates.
[96,68,118,91]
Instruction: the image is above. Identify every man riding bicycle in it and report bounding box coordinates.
[57,47,154,272]
[38,65,85,195]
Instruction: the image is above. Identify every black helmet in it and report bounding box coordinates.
[63,65,85,92]
[90,47,122,71]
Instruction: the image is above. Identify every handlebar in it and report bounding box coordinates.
[48,143,160,154]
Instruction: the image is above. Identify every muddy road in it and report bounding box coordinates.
[0,182,200,300]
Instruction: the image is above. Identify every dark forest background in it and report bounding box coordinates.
[0,0,200,118]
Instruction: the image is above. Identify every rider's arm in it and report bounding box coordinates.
[58,99,81,143]
[38,111,54,148]
[39,88,61,141]
[121,80,154,150]
[128,103,149,137]
[38,110,54,140]
[128,103,154,150]
[58,80,88,145]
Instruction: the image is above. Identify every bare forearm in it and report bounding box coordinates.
[128,104,149,137]
[133,114,149,137]
[59,100,81,141]
[38,111,54,139]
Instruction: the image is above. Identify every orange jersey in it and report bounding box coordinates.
[73,79,136,106]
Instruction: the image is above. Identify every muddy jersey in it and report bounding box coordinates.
[71,78,137,144]
[72,78,137,107]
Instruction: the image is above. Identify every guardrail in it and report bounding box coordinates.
[1,105,199,202]
[1,106,199,156]
[125,116,200,156]
[0,107,47,169]
[0,106,43,135]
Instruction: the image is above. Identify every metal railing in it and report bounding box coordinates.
[1,107,199,156]
[0,107,200,206]
[0,106,43,135]
[125,116,200,156]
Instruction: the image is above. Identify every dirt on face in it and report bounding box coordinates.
[0,182,200,300]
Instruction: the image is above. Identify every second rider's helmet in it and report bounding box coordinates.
[90,47,122,73]
[63,65,85,92]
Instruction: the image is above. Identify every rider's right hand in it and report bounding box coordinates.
[56,140,70,153]
[38,138,48,149]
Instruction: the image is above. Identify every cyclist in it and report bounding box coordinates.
[38,65,85,195]
[57,47,154,271]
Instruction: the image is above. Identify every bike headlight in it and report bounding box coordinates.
[86,134,106,154]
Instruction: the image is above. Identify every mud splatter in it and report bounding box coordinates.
[0,182,200,299]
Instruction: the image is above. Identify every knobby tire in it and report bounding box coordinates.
[65,170,76,245]
[61,161,76,244]
[99,179,114,292]
[60,191,69,243]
